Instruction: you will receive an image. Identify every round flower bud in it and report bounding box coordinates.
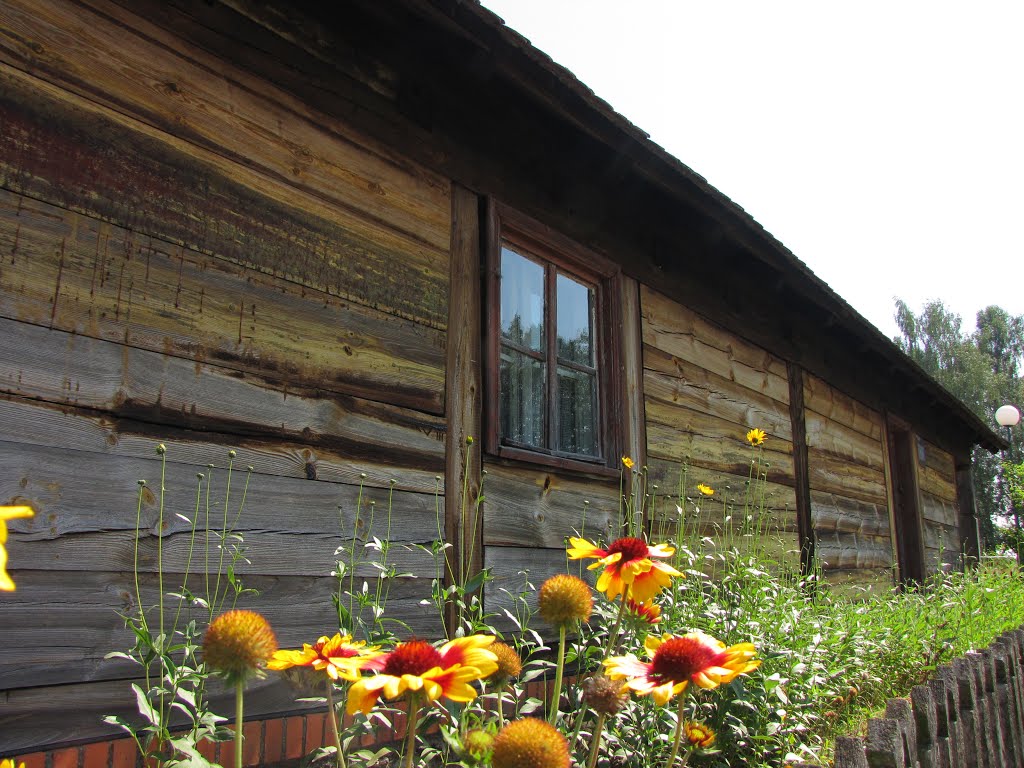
[684,721,716,749]
[492,718,570,768]
[202,609,277,685]
[538,574,592,628]
[463,728,495,761]
[582,674,627,716]
[487,641,523,686]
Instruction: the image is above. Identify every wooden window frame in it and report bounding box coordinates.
[484,200,622,476]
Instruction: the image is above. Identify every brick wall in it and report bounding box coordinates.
[3,678,561,768]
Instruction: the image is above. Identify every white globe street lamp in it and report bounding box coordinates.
[996,404,1021,429]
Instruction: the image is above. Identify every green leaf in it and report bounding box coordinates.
[132,684,160,726]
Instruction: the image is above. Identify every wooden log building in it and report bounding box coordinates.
[0,0,1003,753]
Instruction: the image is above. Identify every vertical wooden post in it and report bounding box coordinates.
[955,453,981,566]
[879,416,901,584]
[619,275,647,517]
[786,362,815,575]
[445,184,483,634]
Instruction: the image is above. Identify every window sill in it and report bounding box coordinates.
[490,444,620,478]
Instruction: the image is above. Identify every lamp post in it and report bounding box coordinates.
[996,404,1021,565]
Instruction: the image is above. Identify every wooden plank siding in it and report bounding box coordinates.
[0,0,455,753]
[482,460,617,629]
[802,372,893,588]
[0,0,451,325]
[640,286,799,565]
[917,439,961,573]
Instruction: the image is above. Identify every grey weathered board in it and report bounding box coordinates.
[481,461,617,549]
[0,318,446,490]
[0,188,447,413]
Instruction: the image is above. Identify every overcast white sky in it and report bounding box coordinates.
[480,1,1024,339]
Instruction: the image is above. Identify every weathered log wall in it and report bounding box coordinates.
[918,438,961,574]
[640,286,799,564]
[803,372,893,590]
[0,0,450,752]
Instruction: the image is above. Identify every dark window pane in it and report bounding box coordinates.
[556,273,593,366]
[500,347,545,447]
[501,247,544,351]
[557,367,597,456]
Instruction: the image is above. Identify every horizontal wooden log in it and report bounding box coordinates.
[645,398,795,483]
[0,393,441,494]
[810,491,891,538]
[0,60,449,328]
[821,567,894,596]
[481,461,616,548]
[815,536,893,571]
[646,458,797,529]
[807,449,889,506]
[1,440,444,578]
[0,318,447,482]
[643,361,793,441]
[919,438,956,478]
[3,0,451,249]
[805,409,886,472]
[484,545,593,631]
[640,285,790,404]
[924,545,959,575]
[0,668,321,754]
[0,189,446,412]
[0,571,442,690]
[919,462,957,503]
[921,492,958,528]
[803,371,883,441]
[921,519,958,555]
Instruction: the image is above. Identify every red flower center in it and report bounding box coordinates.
[606,537,649,564]
[650,636,720,684]
[382,640,443,677]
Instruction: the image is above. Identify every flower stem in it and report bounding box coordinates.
[234,679,244,768]
[326,683,346,768]
[403,691,421,768]
[549,624,567,725]
[666,689,691,768]
[602,598,629,659]
[586,712,606,768]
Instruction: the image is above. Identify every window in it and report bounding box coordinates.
[485,203,620,471]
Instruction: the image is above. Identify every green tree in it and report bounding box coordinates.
[894,300,1024,549]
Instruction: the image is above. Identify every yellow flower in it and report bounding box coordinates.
[2,760,27,768]
[696,484,714,497]
[538,574,593,628]
[491,718,570,768]
[684,721,716,749]
[567,536,681,603]
[746,428,767,446]
[203,610,278,685]
[347,635,497,715]
[268,633,381,681]
[0,505,34,592]
[621,456,635,470]
[605,631,760,705]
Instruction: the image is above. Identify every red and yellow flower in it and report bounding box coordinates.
[567,536,681,603]
[268,633,380,681]
[605,631,760,705]
[626,597,662,624]
[347,635,497,714]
